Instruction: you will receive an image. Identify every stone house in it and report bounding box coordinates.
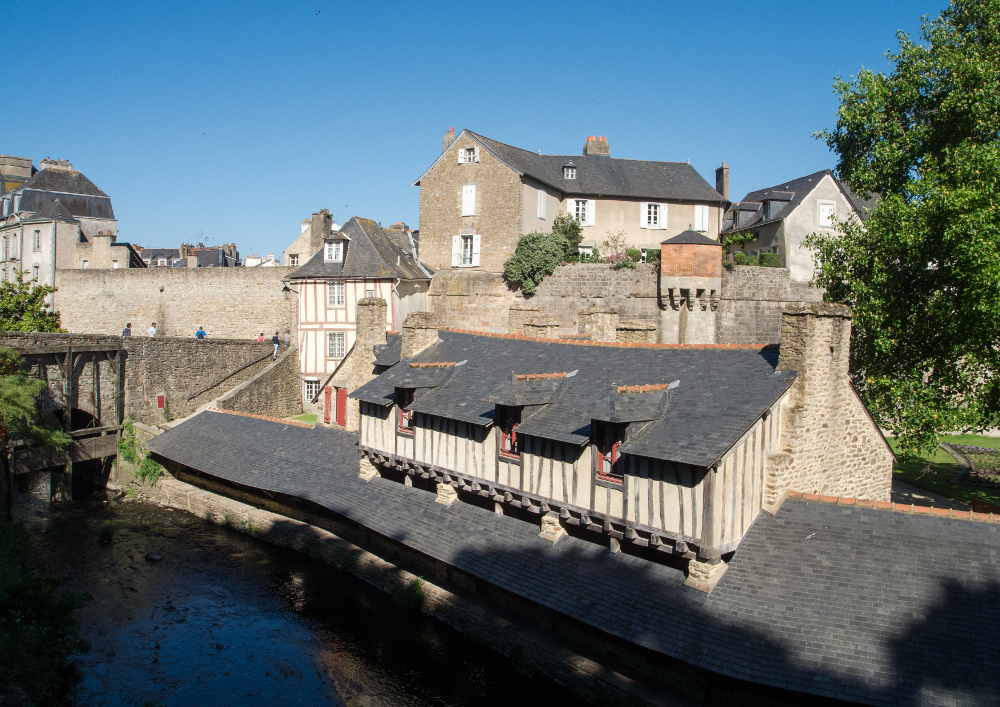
[721,169,876,282]
[283,210,341,267]
[0,158,144,302]
[287,216,432,417]
[351,301,893,592]
[414,129,730,274]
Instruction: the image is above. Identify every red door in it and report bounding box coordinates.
[323,387,332,425]
[336,388,347,427]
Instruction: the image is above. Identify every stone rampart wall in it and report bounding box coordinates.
[216,347,301,420]
[0,332,274,424]
[716,266,823,344]
[53,267,298,340]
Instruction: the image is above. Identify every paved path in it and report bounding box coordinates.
[891,478,969,510]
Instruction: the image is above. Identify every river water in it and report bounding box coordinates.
[14,473,583,707]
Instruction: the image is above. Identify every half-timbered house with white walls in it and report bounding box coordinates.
[351,303,893,591]
[287,216,433,412]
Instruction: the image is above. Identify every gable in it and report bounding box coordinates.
[412,129,519,187]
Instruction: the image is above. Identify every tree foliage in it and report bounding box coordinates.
[503,213,584,295]
[0,273,62,332]
[0,347,70,458]
[809,0,1000,453]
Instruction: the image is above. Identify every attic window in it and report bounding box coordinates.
[497,406,522,460]
[397,388,415,434]
[563,166,576,180]
[594,421,627,484]
[325,242,343,262]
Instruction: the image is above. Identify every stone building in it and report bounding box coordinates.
[0,157,144,303]
[722,169,876,282]
[351,301,893,593]
[283,210,340,267]
[287,216,432,417]
[414,128,730,273]
[141,242,240,268]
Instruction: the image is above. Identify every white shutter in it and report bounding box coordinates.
[640,202,648,229]
[660,203,668,230]
[452,236,461,267]
[473,147,480,163]
[587,200,596,227]
[462,185,476,216]
[472,234,481,266]
[537,189,546,219]
[457,148,465,164]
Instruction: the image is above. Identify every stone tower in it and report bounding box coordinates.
[658,231,722,344]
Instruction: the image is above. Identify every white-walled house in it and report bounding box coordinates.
[288,216,432,410]
[721,170,876,283]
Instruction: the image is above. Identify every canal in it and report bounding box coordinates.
[13,472,584,707]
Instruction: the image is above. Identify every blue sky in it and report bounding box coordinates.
[4,0,943,259]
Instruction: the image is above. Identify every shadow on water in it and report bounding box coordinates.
[12,472,584,707]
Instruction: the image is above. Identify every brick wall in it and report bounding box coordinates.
[660,243,722,278]
[417,139,524,273]
[53,267,298,339]
[716,266,823,344]
[0,332,275,424]
[216,348,301,420]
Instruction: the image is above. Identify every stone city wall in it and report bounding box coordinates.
[716,266,823,345]
[53,267,298,340]
[216,347,301,420]
[0,332,274,424]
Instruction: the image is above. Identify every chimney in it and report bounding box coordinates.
[309,209,333,257]
[716,162,730,200]
[39,157,73,171]
[401,311,439,359]
[583,135,610,157]
[442,127,457,153]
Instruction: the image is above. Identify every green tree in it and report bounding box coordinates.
[551,213,583,256]
[0,272,62,332]
[809,0,1000,453]
[503,230,568,296]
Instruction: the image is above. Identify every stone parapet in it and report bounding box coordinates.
[615,321,656,344]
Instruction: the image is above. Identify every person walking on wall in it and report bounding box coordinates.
[283,330,291,351]
[146,322,157,338]
[122,322,132,337]
[271,331,280,359]
[195,326,206,340]
[258,333,265,342]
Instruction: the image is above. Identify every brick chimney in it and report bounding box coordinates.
[442,127,457,153]
[715,162,730,200]
[308,209,333,258]
[763,303,893,508]
[40,157,73,171]
[583,135,610,157]
[401,311,439,359]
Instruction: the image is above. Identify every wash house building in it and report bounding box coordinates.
[288,216,432,410]
[351,303,894,589]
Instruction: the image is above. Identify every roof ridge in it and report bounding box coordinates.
[786,490,983,521]
[206,407,315,429]
[439,327,775,350]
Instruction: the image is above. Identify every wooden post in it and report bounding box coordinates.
[699,465,717,558]
[51,348,73,503]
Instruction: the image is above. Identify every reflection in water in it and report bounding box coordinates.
[14,472,581,707]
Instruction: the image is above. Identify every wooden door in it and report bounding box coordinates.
[323,387,332,425]
[336,388,347,427]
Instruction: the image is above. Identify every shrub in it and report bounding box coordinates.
[733,252,750,266]
[626,249,642,263]
[503,232,568,296]
[758,252,781,267]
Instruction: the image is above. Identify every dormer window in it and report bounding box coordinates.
[563,166,576,180]
[594,421,627,484]
[496,406,523,460]
[325,242,343,262]
[397,388,415,433]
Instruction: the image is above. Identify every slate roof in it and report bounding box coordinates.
[148,410,1000,707]
[373,333,402,367]
[661,230,721,246]
[351,331,795,468]
[20,198,78,223]
[417,130,728,204]
[289,216,433,282]
[142,248,181,263]
[11,168,115,220]
[722,169,878,234]
[20,168,108,197]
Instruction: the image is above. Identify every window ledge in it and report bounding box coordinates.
[595,474,624,488]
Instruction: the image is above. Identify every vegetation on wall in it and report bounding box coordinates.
[0,273,62,333]
[503,214,584,295]
[602,231,635,270]
[808,0,1000,453]
[118,418,164,486]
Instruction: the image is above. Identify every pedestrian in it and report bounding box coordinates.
[283,330,291,351]
[257,333,265,342]
[271,331,280,358]
[122,322,132,337]
[146,322,157,338]
[195,326,206,340]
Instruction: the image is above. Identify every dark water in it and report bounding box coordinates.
[13,473,582,707]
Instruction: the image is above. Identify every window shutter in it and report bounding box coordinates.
[587,200,596,227]
[660,203,668,230]
[640,203,648,229]
[537,189,546,220]
[471,234,481,266]
[452,236,461,267]
[462,185,476,216]
[473,147,480,163]
[457,148,465,164]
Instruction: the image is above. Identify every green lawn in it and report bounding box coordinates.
[290,413,317,424]
[889,434,1000,506]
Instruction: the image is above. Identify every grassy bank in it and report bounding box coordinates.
[890,435,1000,506]
[0,520,90,706]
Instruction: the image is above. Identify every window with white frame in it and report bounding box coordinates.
[694,204,710,232]
[12,196,19,213]
[818,202,836,228]
[32,265,39,281]
[33,230,40,251]
[304,379,320,401]
[365,289,375,298]
[462,185,476,216]
[640,202,668,229]
[325,242,343,262]
[563,166,576,180]
[2,198,7,216]
[451,234,480,267]
[578,245,594,260]
[574,199,587,224]
[328,282,345,306]
[537,189,546,220]
[157,258,166,266]
[289,254,299,266]
[82,260,89,269]
[464,147,478,163]
[112,260,119,269]
[327,331,345,358]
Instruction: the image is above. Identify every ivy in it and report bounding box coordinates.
[118,418,164,486]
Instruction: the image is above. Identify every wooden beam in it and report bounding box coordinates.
[18,344,122,355]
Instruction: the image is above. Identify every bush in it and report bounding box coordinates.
[626,249,642,263]
[503,232,568,296]
[733,252,750,265]
[758,252,781,267]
